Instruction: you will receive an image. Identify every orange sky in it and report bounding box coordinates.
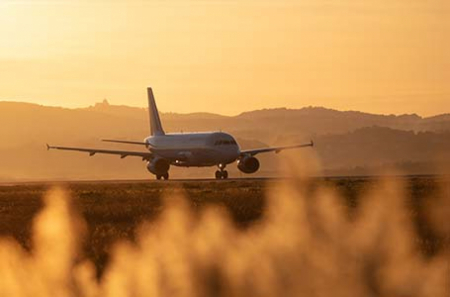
[0,0,448,116]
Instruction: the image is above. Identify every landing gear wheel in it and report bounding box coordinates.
[215,170,229,179]
[156,175,162,180]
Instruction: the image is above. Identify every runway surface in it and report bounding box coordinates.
[0,174,446,187]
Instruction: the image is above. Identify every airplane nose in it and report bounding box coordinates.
[233,146,240,160]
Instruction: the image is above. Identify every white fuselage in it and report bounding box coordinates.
[144,132,241,167]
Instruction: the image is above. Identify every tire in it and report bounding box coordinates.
[156,175,162,180]
[215,170,221,179]
[222,171,228,179]
[163,172,169,180]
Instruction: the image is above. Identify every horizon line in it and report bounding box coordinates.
[0,99,449,119]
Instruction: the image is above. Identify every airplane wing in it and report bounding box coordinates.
[46,144,153,160]
[240,141,314,157]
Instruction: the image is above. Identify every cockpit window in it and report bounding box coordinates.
[214,139,237,146]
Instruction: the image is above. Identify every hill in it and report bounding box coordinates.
[0,101,449,180]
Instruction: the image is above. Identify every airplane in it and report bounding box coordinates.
[47,88,313,180]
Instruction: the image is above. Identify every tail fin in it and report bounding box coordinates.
[147,87,165,136]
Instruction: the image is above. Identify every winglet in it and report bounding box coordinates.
[46,144,51,150]
[310,140,314,147]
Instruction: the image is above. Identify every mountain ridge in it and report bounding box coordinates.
[0,100,445,120]
[0,100,449,180]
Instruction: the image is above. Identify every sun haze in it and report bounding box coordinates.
[0,0,448,116]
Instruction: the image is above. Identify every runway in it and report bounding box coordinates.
[0,174,446,187]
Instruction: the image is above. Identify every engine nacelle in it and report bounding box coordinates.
[237,156,260,174]
[147,158,170,175]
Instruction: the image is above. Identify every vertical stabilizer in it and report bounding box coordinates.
[147,87,165,136]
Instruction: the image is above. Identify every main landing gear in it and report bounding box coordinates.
[215,164,228,180]
[156,172,169,180]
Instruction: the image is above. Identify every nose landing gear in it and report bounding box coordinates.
[215,164,229,180]
[215,170,228,179]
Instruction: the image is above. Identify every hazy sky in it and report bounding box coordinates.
[0,0,448,116]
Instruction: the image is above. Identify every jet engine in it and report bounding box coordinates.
[147,157,170,175]
[237,156,260,174]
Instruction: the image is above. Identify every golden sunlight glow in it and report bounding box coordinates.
[0,0,449,115]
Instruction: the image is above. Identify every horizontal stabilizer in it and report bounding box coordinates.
[102,139,148,145]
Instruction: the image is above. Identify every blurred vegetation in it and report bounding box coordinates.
[0,176,446,277]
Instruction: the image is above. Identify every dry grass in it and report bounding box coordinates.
[0,176,448,296]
